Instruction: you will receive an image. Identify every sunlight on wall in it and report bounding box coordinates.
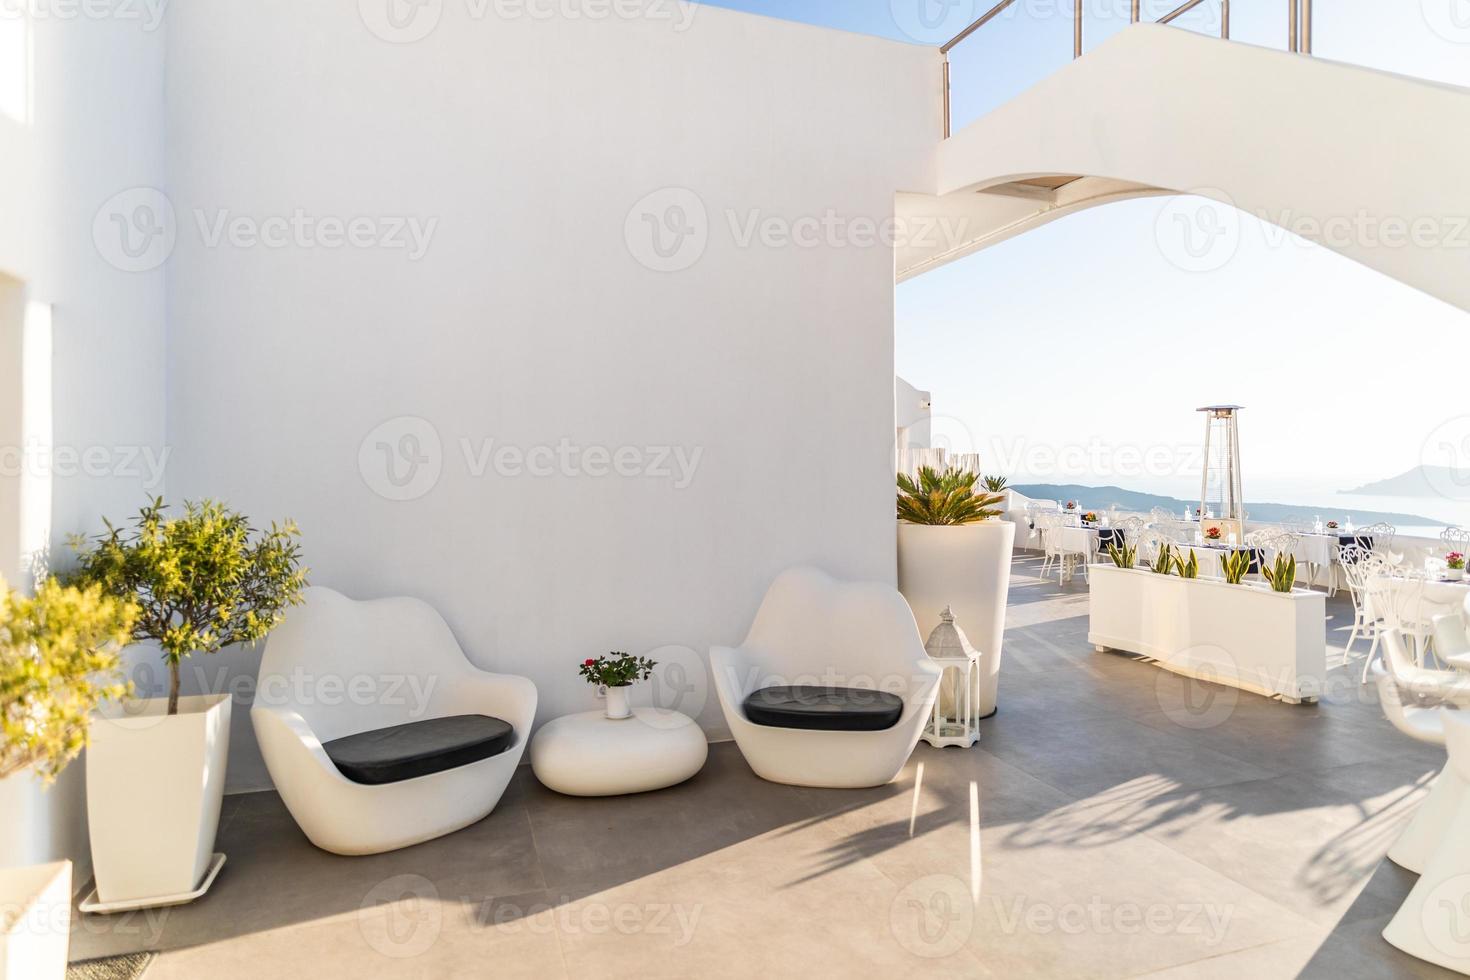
[0,11,28,125]
[21,301,51,579]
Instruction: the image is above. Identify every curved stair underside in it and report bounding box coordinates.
[898,24,1470,313]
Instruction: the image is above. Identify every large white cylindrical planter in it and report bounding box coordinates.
[86,693,231,907]
[0,860,70,980]
[897,520,1016,719]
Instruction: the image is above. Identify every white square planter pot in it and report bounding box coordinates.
[897,520,1016,719]
[86,693,231,907]
[0,861,70,980]
[1087,565,1327,702]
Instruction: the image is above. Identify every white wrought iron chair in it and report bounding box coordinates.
[1036,512,1064,579]
[1359,521,1401,565]
[1339,545,1387,668]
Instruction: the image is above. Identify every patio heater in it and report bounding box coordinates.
[1198,405,1245,536]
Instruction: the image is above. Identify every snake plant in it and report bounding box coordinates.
[1219,549,1252,585]
[1262,553,1297,593]
[1149,542,1174,574]
[1172,548,1199,579]
[1105,541,1137,569]
[897,467,1005,525]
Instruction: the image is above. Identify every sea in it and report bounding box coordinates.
[1040,475,1469,539]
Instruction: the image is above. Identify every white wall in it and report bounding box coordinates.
[895,375,931,448]
[0,11,168,876]
[163,2,938,790]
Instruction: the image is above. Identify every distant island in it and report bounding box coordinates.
[1341,465,1470,498]
[1013,483,1438,527]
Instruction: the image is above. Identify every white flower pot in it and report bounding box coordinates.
[0,860,70,980]
[1448,568,1465,581]
[604,685,632,720]
[897,520,1016,719]
[86,693,231,907]
[1087,565,1327,702]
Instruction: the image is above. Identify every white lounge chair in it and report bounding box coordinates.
[710,566,941,789]
[251,587,536,855]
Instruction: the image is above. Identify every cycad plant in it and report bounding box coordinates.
[1219,550,1252,585]
[1149,542,1175,575]
[1262,553,1297,593]
[1172,548,1199,579]
[897,468,1005,526]
[982,475,1009,493]
[1105,541,1137,569]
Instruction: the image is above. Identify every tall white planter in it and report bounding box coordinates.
[86,693,231,907]
[897,520,1016,718]
[0,861,70,980]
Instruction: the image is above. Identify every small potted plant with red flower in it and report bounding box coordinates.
[1326,520,1339,530]
[1205,526,1223,541]
[579,652,657,719]
[1081,511,1099,524]
[1064,501,1077,511]
[1448,553,1466,581]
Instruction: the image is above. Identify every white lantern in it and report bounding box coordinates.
[922,605,982,748]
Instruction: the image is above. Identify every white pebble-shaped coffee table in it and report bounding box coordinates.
[530,707,708,797]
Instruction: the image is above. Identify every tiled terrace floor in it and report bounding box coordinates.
[72,555,1456,978]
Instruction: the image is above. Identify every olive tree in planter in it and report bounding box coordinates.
[68,498,307,909]
[0,576,134,977]
[896,467,1014,719]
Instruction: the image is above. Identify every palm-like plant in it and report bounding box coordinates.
[897,467,1005,526]
[1262,553,1297,593]
[982,475,1009,493]
[1149,542,1175,575]
[1105,541,1136,569]
[1219,550,1252,585]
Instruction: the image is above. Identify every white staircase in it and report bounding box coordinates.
[898,24,1470,313]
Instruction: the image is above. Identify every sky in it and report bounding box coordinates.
[699,0,1470,505]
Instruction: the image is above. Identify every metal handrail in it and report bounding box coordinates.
[942,0,1313,138]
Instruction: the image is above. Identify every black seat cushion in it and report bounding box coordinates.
[742,686,904,732]
[322,714,515,785]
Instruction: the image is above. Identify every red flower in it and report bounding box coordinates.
[583,658,597,666]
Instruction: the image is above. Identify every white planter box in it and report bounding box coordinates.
[87,693,231,906]
[0,861,70,980]
[897,520,1015,718]
[1087,565,1326,702]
